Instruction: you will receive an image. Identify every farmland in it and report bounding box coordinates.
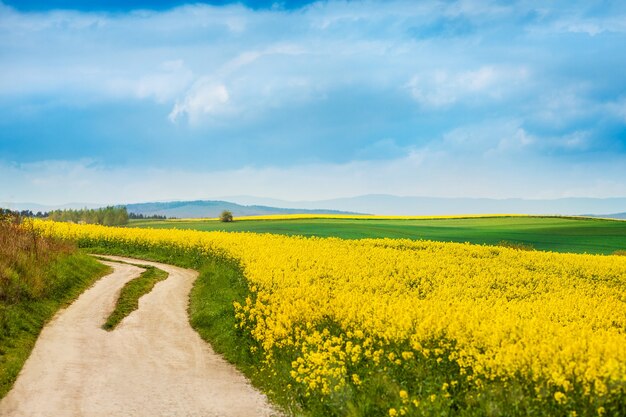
[6,0,626,415]
[33,220,626,416]
[129,216,626,255]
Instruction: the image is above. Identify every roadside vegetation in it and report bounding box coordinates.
[0,213,109,398]
[39,220,626,416]
[102,265,168,330]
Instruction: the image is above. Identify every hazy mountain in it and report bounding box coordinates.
[586,212,626,220]
[2,202,104,212]
[221,195,626,216]
[124,200,360,218]
[5,196,626,218]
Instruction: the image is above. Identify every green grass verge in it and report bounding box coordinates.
[0,253,110,398]
[128,216,626,255]
[102,265,168,331]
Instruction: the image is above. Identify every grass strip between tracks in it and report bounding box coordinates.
[101,264,168,331]
[86,245,299,415]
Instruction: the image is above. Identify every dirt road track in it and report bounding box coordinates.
[0,255,278,417]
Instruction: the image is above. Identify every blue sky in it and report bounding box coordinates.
[1,1,318,12]
[1,0,626,205]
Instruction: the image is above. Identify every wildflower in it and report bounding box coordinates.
[554,391,567,404]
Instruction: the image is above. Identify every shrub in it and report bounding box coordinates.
[220,210,234,223]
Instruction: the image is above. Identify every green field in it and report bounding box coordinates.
[129,216,626,255]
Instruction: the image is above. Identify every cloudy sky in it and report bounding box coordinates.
[1,0,625,205]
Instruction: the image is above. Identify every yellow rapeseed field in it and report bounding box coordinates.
[34,220,626,413]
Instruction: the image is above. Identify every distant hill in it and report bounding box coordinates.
[222,194,626,216]
[585,212,626,220]
[5,195,626,218]
[1,202,103,212]
[125,200,361,218]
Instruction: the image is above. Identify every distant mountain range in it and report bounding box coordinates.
[2,202,103,212]
[586,212,626,220]
[219,195,626,218]
[123,200,359,218]
[4,195,626,219]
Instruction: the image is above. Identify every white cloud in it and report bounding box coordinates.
[443,0,512,18]
[441,119,535,155]
[555,130,592,151]
[440,119,597,157]
[606,97,626,122]
[160,60,184,71]
[529,86,600,129]
[168,80,230,124]
[551,16,626,36]
[407,66,529,108]
[490,127,536,154]
[129,60,194,103]
[2,153,626,207]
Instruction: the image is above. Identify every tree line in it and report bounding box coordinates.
[2,207,128,226]
[47,206,129,226]
[128,213,167,220]
[2,209,48,219]
[2,207,170,225]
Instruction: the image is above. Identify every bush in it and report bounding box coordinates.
[220,210,234,223]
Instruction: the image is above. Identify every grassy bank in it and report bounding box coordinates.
[0,218,109,398]
[129,216,626,255]
[102,265,168,330]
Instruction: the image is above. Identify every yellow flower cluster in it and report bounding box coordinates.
[34,220,626,400]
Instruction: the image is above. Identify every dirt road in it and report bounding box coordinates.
[0,255,277,417]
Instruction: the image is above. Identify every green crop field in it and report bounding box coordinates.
[128,216,626,255]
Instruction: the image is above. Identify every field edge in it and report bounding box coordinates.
[0,253,110,399]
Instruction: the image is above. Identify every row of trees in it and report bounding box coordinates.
[47,206,129,226]
[3,209,48,219]
[0,208,20,223]
[2,207,175,225]
[128,213,168,220]
[2,207,174,226]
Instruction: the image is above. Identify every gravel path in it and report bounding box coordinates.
[0,255,277,417]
